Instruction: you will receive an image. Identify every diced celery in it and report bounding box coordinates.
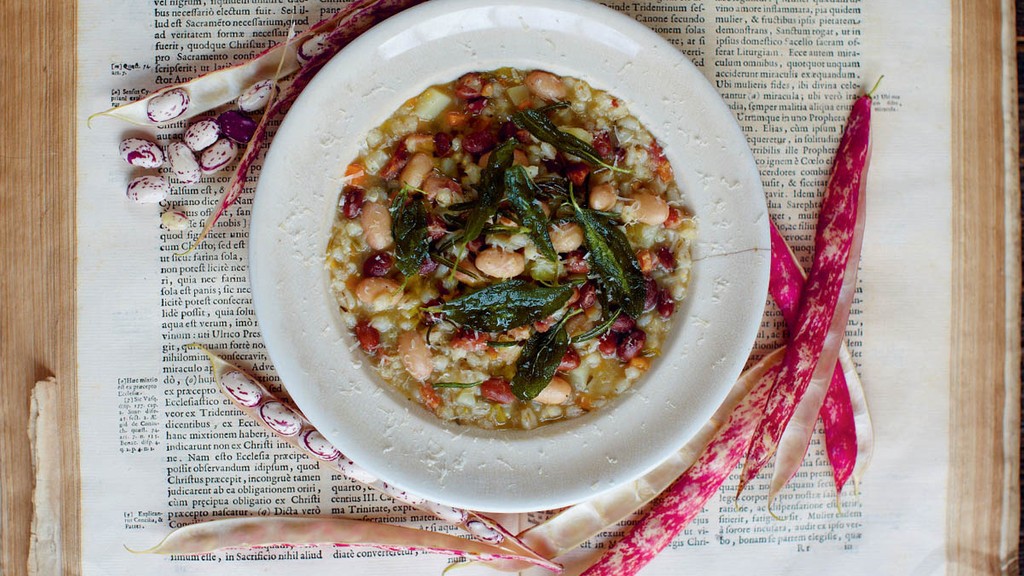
[413,87,453,121]
[507,85,531,107]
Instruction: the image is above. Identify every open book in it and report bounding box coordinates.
[57,0,1019,574]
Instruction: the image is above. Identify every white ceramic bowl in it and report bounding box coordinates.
[250,0,769,513]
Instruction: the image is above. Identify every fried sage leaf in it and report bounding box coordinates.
[573,201,646,318]
[505,166,557,262]
[512,324,570,401]
[390,187,430,278]
[512,105,625,173]
[460,140,516,251]
[438,279,575,332]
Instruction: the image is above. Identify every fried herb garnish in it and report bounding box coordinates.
[434,279,576,332]
[389,187,430,278]
[512,104,627,173]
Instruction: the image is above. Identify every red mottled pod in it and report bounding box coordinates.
[738,84,874,499]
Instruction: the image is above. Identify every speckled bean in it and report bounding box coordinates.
[126,175,169,204]
[237,79,273,112]
[160,208,189,231]
[146,88,189,123]
[167,142,201,184]
[183,119,221,152]
[297,33,329,65]
[119,138,164,168]
[199,138,238,174]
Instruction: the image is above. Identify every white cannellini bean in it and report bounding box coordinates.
[475,248,525,279]
[589,182,617,211]
[237,79,273,112]
[167,142,201,184]
[632,192,670,226]
[524,70,567,102]
[397,330,433,381]
[146,88,189,123]
[183,119,221,151]
[399,153,434,189]
[534,376,571,405]
[160,209,189,231]
[549,222,584,253]
[360,201,394,250]
[126,175,169,204]
[119,138,164,168]
[199,138,238,174]
[355,277,400,305]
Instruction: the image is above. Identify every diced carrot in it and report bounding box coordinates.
[419,382,442,411]
[445,111,469,129]
[344,163,367,186]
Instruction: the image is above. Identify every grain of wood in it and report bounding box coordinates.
[0,1,79,575]
[950,0,1020,574]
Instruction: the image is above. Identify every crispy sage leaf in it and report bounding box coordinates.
[512,105,625,172]
[512,324,570,401]
[389,188,430,277]
[460,140,516,251]
[573,202,646,318]
[505,166,557,262]
[439,279,575,332]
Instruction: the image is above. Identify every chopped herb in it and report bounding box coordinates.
[432,381,484,389]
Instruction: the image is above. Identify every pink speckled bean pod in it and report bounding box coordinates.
[190,344,560,573]
[766,217,872,503]
[737,87,873,499]
[180,0,429,254]
[88,9,352,127]
[579,349,786,576]
[130,516,559,568]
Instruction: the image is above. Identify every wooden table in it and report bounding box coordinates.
[1,1,1018,574]
[1,2,78,574]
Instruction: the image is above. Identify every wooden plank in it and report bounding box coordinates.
[949,0,1020,574]
[0,0,79,575]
